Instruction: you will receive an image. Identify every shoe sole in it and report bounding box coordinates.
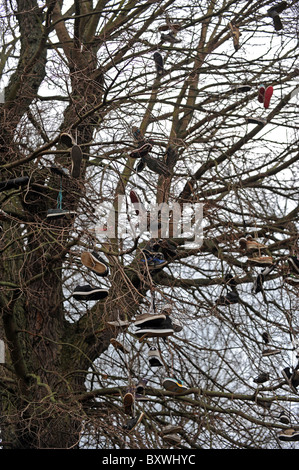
[71,145,82,178]
[73,289,108,301]
[136,328,174,338]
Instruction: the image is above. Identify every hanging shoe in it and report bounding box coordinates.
[107,319,130,327]
[141,252,168,270]
[287,256,299,274]
[162,377,188,393]
[262,331,270,344]
[160,32,181,44]
[235,84,251,93]
[60,132,75,147]
[247,256,274,267]
[0,176,29,193]
[72,284,108,301]
[136,378,148,395]
[46,208,76,219]
[268,2,288,31]
[228,22,241,51]
[263,86,273,109]
[123,390,135,415]
[162,433,181,445]
[71,145,82,178]
[278,411,291,425]
[253,371,270,384]
[81,251,109,277]
[262,348,281,356]
[278,428,299,442]
[239,236,267,251]
[129,142,152,159]
[123,412,144,432]
[161,424,183,435]
[216,291,240,305]
[284,274,299,286]
[134,313,166,329]
[154,51,164,76]
[148,347,163,367]
[246,117,267,126]
[110,338,129,354]
[135,316,174,339]
[50,165,69,177]
[258,84,265,103]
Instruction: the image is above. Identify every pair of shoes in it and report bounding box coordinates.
[258,84,274,109]
[163,377,188,393]
[239,236,267,252]
[134,314,175,338]
[123,412,145,432]
[81,251,109,277]
[148,347,163,367]
[268,2,288,31]
[278,428,299,442]
[73,284,109,301]
[154,52,164,76]
[216,290,240,305]
[0,176,30,193]
[253,371,270,384]
[141,251,168,270]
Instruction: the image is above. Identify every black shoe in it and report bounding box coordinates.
[71,145,82,178]
[288,256,299,274]
[224,273,237,288]
[136,158,146,173]
[135,316,174,338]
[235,85,252,93]
[60,133,75,147]
[216,291,239,305]
[72,284,109,301]
[253,273,265,294]
[246,117,267,126]
[50,165,69,178]
[154,52,164,76]
[253,371,270,384]
[268,2,288,31]
[279,411,291,425]
[0,176,29,192]
[123,412,144,431]
[129,142,152,159]
[134,313,166,328]
[278,429,299,442]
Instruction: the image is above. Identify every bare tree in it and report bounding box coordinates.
[0,0,298,449]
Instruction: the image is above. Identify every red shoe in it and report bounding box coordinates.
[258,84,265,103]
[263,86,273,109]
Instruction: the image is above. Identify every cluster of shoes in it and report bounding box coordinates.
[277,411,299,442]
[109,304,188,436]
